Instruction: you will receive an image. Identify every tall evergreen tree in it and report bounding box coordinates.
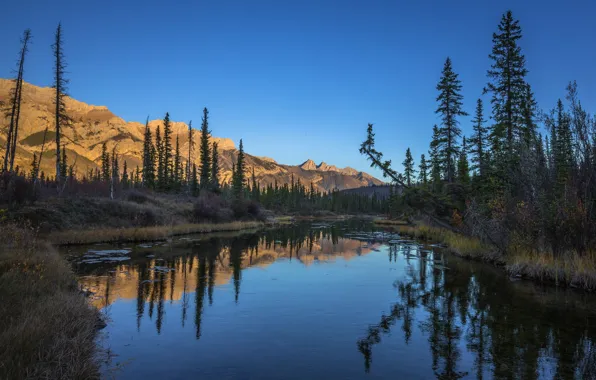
[162,113,173,187]
[402,147,415,186]
[232,139,245,199]
[520,84,538,148]
[155,126,164,189]
[436,57,467,183]
[101,143,110,181]
[429,125,442,188]
[199,107,211,188]
[418,154,429,185]
[470,98,488,176]
[457,137,470,184]
[187,120,193,185]
[122,160,129,189]
[111,148,120,181]
[211,142,220,190]
[485,10,528,161]
[3,29,31,173]
[60,145,67,178]
[142,117,155,188]
[191,163,198,196]
[174,135,182,188]
[251,167,260,201]
[52,23,70,182]
[29,153,38,180]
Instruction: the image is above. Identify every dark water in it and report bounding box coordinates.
[67,221,596,379]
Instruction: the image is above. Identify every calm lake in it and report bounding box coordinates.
[65,221,596,379]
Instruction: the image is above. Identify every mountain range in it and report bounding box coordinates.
[0,79,383,192]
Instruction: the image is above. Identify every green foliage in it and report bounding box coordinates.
[418,154,428,185]
[436,57,467,183]
[141,117,155,189]
[100,143,110,181]
[232,139,245,199]
[199,108,211,189]
[211,142,220,190]
[402,148,415,186]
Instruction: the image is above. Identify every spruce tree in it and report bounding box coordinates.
[122,160,129,189]
[155,126,164,189]
[142,117,155,188]
[211,142,220,190]
[30,153,38,180]
[418,154,428,185]
[199,107,211,188]
[111,149,120,181]
[251,167,260,201]
[436,57,467,183]
[457,137,470,184]
[101,143,110,181]
[60,145,67,179]
[402,147,415,186]
[429,125,442,188]
[232,139,245,199]
[174,135,181,189]
[485,10,528,161]
[162,113,173,188]
[520,84,538,148]
[52,23,70,182]
[191,163,199,196]
[470,98,488,176]
[187,120,193,186]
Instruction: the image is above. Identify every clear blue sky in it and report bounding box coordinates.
[2,0,595,179]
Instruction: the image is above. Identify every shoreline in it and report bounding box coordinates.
[48,221,264,246]
[375,221,596,292]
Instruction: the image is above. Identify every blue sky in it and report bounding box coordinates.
[2,0,595,179]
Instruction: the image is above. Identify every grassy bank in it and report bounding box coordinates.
[0,225,101,379]
[372,218,410,226]
[380,221,596,291]
[49,220,263,245]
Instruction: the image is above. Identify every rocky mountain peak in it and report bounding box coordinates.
[0,78,383,192]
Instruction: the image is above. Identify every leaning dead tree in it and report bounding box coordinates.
[359,123,456,232]
[3,29,32,173]
[52,23,70,184]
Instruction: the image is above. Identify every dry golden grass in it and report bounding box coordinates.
[390,222,596,291]
[390,224,499,261]
[49,220,263,245]
[0,225,100,379]
[373,219,410,226]
[507,250,596,291]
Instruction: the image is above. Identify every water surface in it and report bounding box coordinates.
[67,221,596,379]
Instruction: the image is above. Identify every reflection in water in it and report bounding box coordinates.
[72,222,596,379]
[77,223,377,330]
[358,242,596,379]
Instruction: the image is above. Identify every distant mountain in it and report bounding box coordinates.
[0,79,383,192]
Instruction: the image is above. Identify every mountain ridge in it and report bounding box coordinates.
[0,79,383,191]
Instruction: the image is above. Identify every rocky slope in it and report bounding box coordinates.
[0,79,382,191]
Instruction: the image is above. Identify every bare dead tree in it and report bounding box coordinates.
[52,23,70,184]
[3,29,32,173]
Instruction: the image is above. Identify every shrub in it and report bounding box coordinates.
[126,190,150,204]
[193,192,229,222]
[232,199,264,220]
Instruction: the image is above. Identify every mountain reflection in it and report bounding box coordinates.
[357,242,596,379]
[77,222,378,336]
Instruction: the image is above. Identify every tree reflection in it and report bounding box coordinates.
[357,244,596,379]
